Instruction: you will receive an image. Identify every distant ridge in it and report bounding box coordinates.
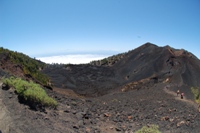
[42,42,200,97]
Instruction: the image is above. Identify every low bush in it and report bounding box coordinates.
[135,124,161,133]
[191,87,200,104]
[2,77,57,109]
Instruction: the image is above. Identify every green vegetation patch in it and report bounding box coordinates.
[2,77,57,108]
[135,124,161,133]
[0,47,49,86]
[191,87,200,104]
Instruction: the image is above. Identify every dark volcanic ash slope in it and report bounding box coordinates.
[114,43,200,87]
[42,43,200,97]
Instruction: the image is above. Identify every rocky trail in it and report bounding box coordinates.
[0,82,14,133]
[163,85,199,111]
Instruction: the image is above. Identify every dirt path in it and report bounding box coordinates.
[0,82,18,133]
[0,81,10,132]
[163,85,199,110]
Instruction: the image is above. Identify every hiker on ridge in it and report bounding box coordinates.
[181,93,184,99]
[177,90,180,96]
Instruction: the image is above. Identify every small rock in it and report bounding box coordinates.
[115,127,122,131]
[83,108,89,114]
[64,110,70,113]
[161,116,169,121]
[72,110,77,114]
[99,114,105,120]
[71,101,77,106]
[128,116,132,119]
[2,83,9,90]
[78,120,84,126]
[44,117,49,120]
[104,113,111,117]
[165,116,169,121]
[76,112,83,120]
[9,94,13,99]
[110,126,114,129]
[86,100,92,102]
[113,118,119,122]
[85,127,91,133]
[177,121,185,127]
[169,118,174,122]
[73,125,79,129]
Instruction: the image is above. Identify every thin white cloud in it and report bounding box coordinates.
[36,54,109,64]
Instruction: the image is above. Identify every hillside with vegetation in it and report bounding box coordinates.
[0,47,50,86]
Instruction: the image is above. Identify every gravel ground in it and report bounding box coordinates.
[0,82,200,133]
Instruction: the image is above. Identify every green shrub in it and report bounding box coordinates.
[2,77,57,108]
[135,124,161,133]
[191,87,200,104]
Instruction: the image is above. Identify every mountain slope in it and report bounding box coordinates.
[1,43,200,133]
[42,43,200,97]
[113,43,200,87]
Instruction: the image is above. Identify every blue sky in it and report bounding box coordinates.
[0,0,200,63]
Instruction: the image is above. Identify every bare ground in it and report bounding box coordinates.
[1,81,200,133]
